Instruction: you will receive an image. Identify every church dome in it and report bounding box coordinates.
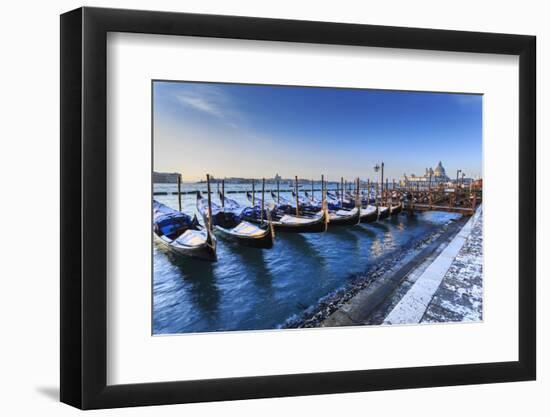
[434,161,446,176]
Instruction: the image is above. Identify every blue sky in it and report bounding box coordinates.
[153,81,482,182]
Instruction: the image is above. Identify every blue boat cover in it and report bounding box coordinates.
[197,194,243,229]
[153,200,198,239]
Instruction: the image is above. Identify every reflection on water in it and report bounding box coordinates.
[153,183,460,334]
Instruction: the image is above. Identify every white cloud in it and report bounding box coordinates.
[173,84,242,127]
[176,93,224,118]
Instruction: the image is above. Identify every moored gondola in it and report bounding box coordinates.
[153,199,217,261]
[245,191,328,233]
[359,205,378,223]
[328,207,361,226]
[323,181,362,227]
[197,185,274,249]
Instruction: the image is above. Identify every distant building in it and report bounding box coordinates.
[274,173,282,181]
[153,171,181,183]
[403,161,451,184]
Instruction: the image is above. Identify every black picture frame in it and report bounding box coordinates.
[60,6,536,410]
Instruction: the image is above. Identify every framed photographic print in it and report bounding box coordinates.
[60,7,536,409]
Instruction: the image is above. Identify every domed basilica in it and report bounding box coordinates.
[403,161,451,184]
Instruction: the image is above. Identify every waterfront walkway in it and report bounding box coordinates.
[420,208,483,322]
[319,206,483,328]
[384,205,483,324]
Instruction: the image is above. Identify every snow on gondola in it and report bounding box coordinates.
[153,199,217,261]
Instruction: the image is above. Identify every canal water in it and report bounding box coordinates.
[153,182,460,335]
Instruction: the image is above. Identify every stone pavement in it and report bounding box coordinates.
[382,206,483,325]
[420,208,483,323]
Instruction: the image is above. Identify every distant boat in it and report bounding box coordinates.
[153,200,217,261]
[245,192,328,233]
[196,191,274,249]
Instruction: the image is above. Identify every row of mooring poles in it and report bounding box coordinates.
[249,178,267,223]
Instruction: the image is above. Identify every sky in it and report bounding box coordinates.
[153,81,482,182]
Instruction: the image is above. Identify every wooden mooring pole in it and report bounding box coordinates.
[380,162,385,205]
[206,174,213,232]
[295,176,300,216]
[472,186,477,212]
[321,174,325,210]
[428,173,432,210]
[177,174,182,212]
[261,178,265,224]
[221,179,225,208]
[355,177,361,209]
[367,178,370,204]
[340,177,344,207]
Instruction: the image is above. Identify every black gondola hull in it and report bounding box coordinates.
[328,208,361,226]
[214,224,274,249]
[390,203,403,216]
[360,209,378,224]
[378,207,390,220]
[242,210,328,234]
[153,233,217,262]
[273,212,327,233]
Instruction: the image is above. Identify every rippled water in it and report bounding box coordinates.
[153,182,460,334]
